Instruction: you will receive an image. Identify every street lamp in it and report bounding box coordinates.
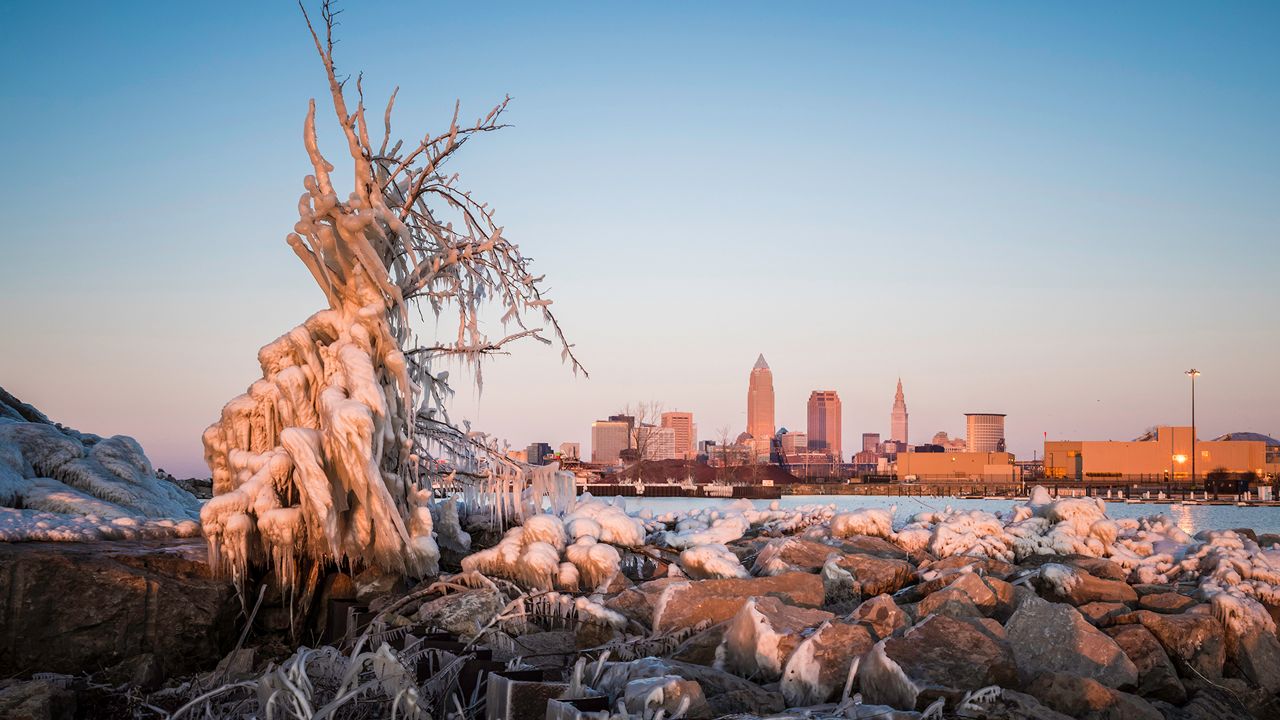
[1185,369,1200,485]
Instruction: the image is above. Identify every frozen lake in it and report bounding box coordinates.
[622,494,1280,536]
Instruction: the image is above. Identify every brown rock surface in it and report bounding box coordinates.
[1138,592,1197,614]
[1126,610,1225,680]
[1004,596,1138,689]
[722,596,833,680]
[1035,566,1137,606]
[652,572,824,632]
[848,594,912,641]
[779,619,875,706]
[859,614,1017,710]
[1026,671,1162,720]
[0,539,237,678]
[918,554,1015,579]
[832,553,915,597]
[1104,624,1186,703]
[1078,601,1129,627]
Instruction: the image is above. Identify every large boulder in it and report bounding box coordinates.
[1137,592,1197,614]
[0,539,236,678]
[831,553,915,597]
[849,594,912,641]
[918,572,1014,620]
[1004,596,1138,689]
[1021,555,1128,582]
[597,658,785,717]
[413,587,506,641]
[1125,610,1225,680]
[831,534,911,560]
[918,554,1015,580]
[1077,601,1130,627]
[858,614,1017,710]
[722,596,833,681]
[0,679,75,720]
[1033,564,1137,606]
[1025,671,1161,720]
[651,572,823,632]
[604,576,684,627]
[1219,612,1280,693]
[779,619,876,706]
[750,537,838,575]
[1103,624,1185,703]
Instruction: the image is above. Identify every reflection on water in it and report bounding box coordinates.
[623,494,1280,536]
[1170,503,1196,536]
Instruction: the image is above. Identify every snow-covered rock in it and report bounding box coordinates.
[0,387,201,542]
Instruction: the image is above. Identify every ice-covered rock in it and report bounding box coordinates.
[779,618,875,706]
[0,388,201,542]
[1033,563,1138,606]
[722,596,833,681]
[830,507,894,540]
[858,614,1017,710]
[1125,610,1226,680]
[830,552,915,597]
[679,543,749,580]
[651,572,824,633]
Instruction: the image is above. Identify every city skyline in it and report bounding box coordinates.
[3,2,1277,476]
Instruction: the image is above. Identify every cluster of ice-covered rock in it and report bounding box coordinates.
[0,387,201,542]
[439,487,1280,718]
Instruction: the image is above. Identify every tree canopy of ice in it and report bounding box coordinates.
[200,2,583,592]
[0,386,201,542]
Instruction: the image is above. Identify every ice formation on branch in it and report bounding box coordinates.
[201,2,583,590]
[0,386,201,541]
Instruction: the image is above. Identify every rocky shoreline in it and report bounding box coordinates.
[4,491,1280,719]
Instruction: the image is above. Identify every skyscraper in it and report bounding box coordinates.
[747,354,775,441]
[966,413,1007,453]
[661,411,697,460]
[591,419,631,463]
[891,378,909,446]
[807,390,842,460]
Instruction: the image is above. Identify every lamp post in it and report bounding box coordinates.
[1185,369,1200,486]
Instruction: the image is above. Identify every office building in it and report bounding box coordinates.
[661,411,698,460]
[807,390,842,460]
[966,413,1006,453]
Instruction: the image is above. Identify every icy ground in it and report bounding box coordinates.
[0,387,201,541]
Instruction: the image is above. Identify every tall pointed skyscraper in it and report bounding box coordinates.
[747,354,775,443]
[890,378,909,446]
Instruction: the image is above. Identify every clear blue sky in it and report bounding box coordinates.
[2,2,1277,476]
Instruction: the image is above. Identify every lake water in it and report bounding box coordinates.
[620,494,1280,537]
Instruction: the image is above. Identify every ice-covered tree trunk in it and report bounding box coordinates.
[201,1,582,594]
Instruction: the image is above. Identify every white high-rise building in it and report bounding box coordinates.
[890,378,909,446]
[635,425,678,461]
[966,413,1006,453]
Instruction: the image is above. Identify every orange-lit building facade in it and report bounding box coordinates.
[746,354,775,458]
[807,390,842,460]
[660,411,697,460]
[1044,426,1279,479]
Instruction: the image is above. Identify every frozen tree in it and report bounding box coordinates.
[201,1,583,594]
